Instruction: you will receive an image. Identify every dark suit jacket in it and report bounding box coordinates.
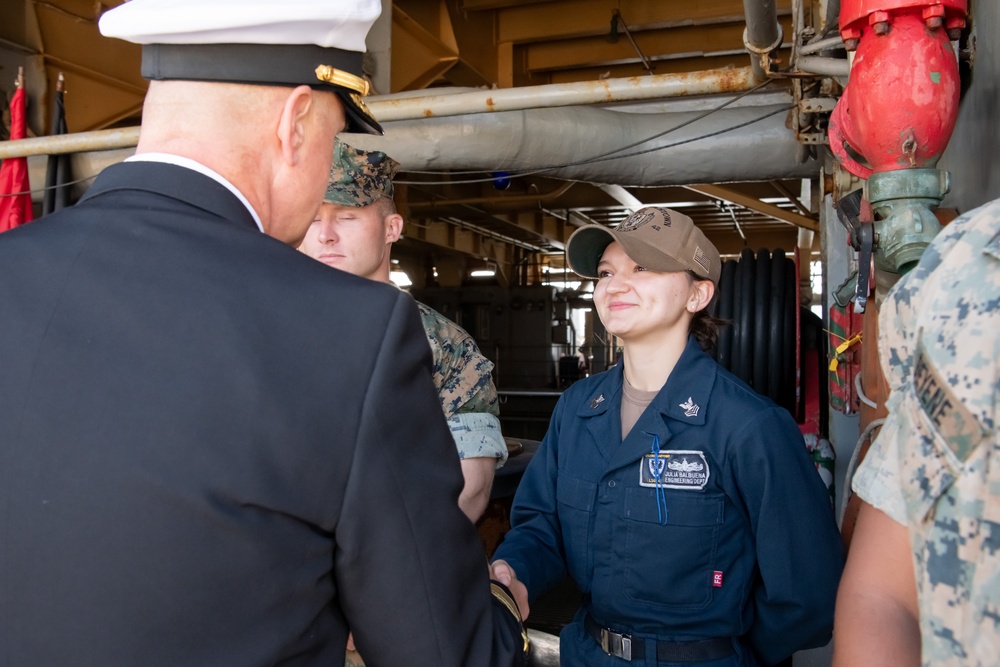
[0,162,523,667]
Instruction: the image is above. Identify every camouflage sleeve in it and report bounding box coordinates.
[448,412,509,468]
[418,302,499,419]
[852,394,908,525]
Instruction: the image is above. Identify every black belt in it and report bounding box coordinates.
[584,615,735,662]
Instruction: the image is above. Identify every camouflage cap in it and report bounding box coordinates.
[323,139,400,207]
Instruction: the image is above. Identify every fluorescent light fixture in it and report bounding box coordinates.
[470,269,496,278]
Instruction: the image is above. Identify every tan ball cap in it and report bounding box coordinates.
[566,206,721,283]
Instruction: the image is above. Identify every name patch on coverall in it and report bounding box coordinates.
[639,450,710,490]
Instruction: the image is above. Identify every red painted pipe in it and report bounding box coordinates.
[830,0,966,179]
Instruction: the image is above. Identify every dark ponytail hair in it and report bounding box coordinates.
[685,271,728,353]
[690,310,728,353]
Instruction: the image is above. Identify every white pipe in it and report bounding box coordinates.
[1,68,756,160]
[799,34,845,55]
[796,56,850,77]
[2,127,140,160]
[346,103,816,186]
[372,67,756,122]
[598,185,644,213]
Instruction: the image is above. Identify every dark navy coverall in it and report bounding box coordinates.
[494,337,844,666]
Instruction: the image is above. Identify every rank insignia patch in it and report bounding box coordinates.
[679,397,700,417]
[639,450,710,490]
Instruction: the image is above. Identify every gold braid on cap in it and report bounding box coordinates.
[314,65,370,96]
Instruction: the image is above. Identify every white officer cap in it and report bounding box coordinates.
[99,0,383,135]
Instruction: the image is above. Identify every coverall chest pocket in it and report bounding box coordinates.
[622,488,724,609]
[556,473,598,586]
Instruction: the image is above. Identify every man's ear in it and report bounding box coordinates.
[385,213,404,244]
[689,279,715,312]
[276,85,314,166]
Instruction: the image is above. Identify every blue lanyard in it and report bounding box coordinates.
[648,433,668,525]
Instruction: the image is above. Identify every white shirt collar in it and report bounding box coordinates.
[125,153,264,233]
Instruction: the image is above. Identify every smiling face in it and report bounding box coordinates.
[297,199,401,281]
[593,242,705,344]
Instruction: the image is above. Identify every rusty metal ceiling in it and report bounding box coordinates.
[1,0,831,283]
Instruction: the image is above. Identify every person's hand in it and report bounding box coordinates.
[490,559,530,621]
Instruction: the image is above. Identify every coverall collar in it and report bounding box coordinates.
[577,336,718,468]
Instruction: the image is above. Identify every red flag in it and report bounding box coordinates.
[0,85,34,232]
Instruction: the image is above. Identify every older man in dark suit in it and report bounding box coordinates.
[0,1,527,666]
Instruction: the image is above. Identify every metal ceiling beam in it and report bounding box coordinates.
[525,17,792,73]
[403,217,530,259]
[544,52,786,83]
[391,4,458,91]
[408,182,575,210]
[683,183,820,232]
[496,0,792,43]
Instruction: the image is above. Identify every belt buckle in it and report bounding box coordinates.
[599,627,633,661]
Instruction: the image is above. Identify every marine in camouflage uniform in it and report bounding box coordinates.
[316,139,508,469]
[851,198,1000,666]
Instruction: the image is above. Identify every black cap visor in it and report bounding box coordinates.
[142,43,383,135]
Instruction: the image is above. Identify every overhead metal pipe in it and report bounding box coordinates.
[743,0,783,80]
[27,101,816,204]
[597,184,644,213]
[2,68,756,161]
[347,103,816,187]
[798,34,845,55]
[2,127,140,160]
[368,67,756,122]
[796,56,851,77]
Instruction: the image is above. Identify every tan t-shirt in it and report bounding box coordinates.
[621,374,660,439]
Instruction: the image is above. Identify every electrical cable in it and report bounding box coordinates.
[854,372,879,409]
[0,173,97,198]
[838,417,886,528]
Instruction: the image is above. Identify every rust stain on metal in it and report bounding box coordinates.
[422,109,434,117]
[486,97,495,111]
[661,68,752,98]
[706,68,749,93]
[595,79,612,102]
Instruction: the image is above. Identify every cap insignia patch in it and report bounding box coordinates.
[618,209,655,232]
